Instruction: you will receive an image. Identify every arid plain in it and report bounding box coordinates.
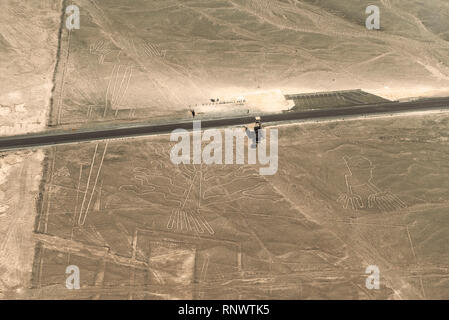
[1,0,449,299]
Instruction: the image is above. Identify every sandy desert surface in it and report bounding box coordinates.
[3,0,449,131]
[1,0,449,299]
[30,0,449,127]
[0,112,447,299]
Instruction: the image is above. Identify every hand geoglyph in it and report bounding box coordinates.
[337,155,406,212]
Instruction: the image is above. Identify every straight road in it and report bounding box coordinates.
[1,96,449,151]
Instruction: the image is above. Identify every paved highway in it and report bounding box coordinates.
[1,96,449,151]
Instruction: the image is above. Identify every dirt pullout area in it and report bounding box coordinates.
[0,150,45,298]
[0,0,60,136]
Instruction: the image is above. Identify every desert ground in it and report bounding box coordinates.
[1,0,449,299]
[3,0,449,131]
[43,0,449,126]
[0,111,447,299]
